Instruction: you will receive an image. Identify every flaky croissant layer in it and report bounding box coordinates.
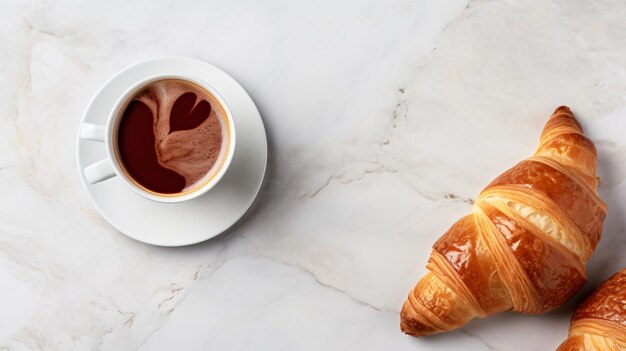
[401,106,607,337]
[557,269,626,351]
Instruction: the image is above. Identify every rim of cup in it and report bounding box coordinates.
[103,74,237,203]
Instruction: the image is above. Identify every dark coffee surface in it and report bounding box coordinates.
[118,101,186,193]
[117,79,228,194]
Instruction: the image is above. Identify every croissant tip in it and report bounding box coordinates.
[400,319,427,337]
[552,105,572,116]
[400,301,440,337]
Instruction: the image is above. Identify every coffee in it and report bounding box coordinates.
[116,79,229,195]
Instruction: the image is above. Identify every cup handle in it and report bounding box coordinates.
[80,123,116,184]
[80,123,106,142]
[84,159,116,184]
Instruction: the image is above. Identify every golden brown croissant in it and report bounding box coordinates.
[557,269,626,351]
[400,106,607,337]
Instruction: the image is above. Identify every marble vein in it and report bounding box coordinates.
[255,253,396,314]
[460,328,498,351]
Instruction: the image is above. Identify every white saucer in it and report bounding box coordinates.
[76,57,267,246]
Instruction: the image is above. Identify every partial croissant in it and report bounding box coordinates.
[400,106,607,337]
[557,269,626,351]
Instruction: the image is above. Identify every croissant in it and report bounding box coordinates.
[557,269,626,351]
[400,106,607,337]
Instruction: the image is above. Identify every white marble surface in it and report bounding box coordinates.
[1,0,626,350]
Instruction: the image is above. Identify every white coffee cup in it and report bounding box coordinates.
[79,74,236,203]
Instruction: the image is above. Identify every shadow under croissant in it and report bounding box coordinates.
[407,309,574,349]
[404,327,484,347]
[584,137,626,287]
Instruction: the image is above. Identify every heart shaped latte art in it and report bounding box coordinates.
[118,79,226,194]
[169,92,212,133]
